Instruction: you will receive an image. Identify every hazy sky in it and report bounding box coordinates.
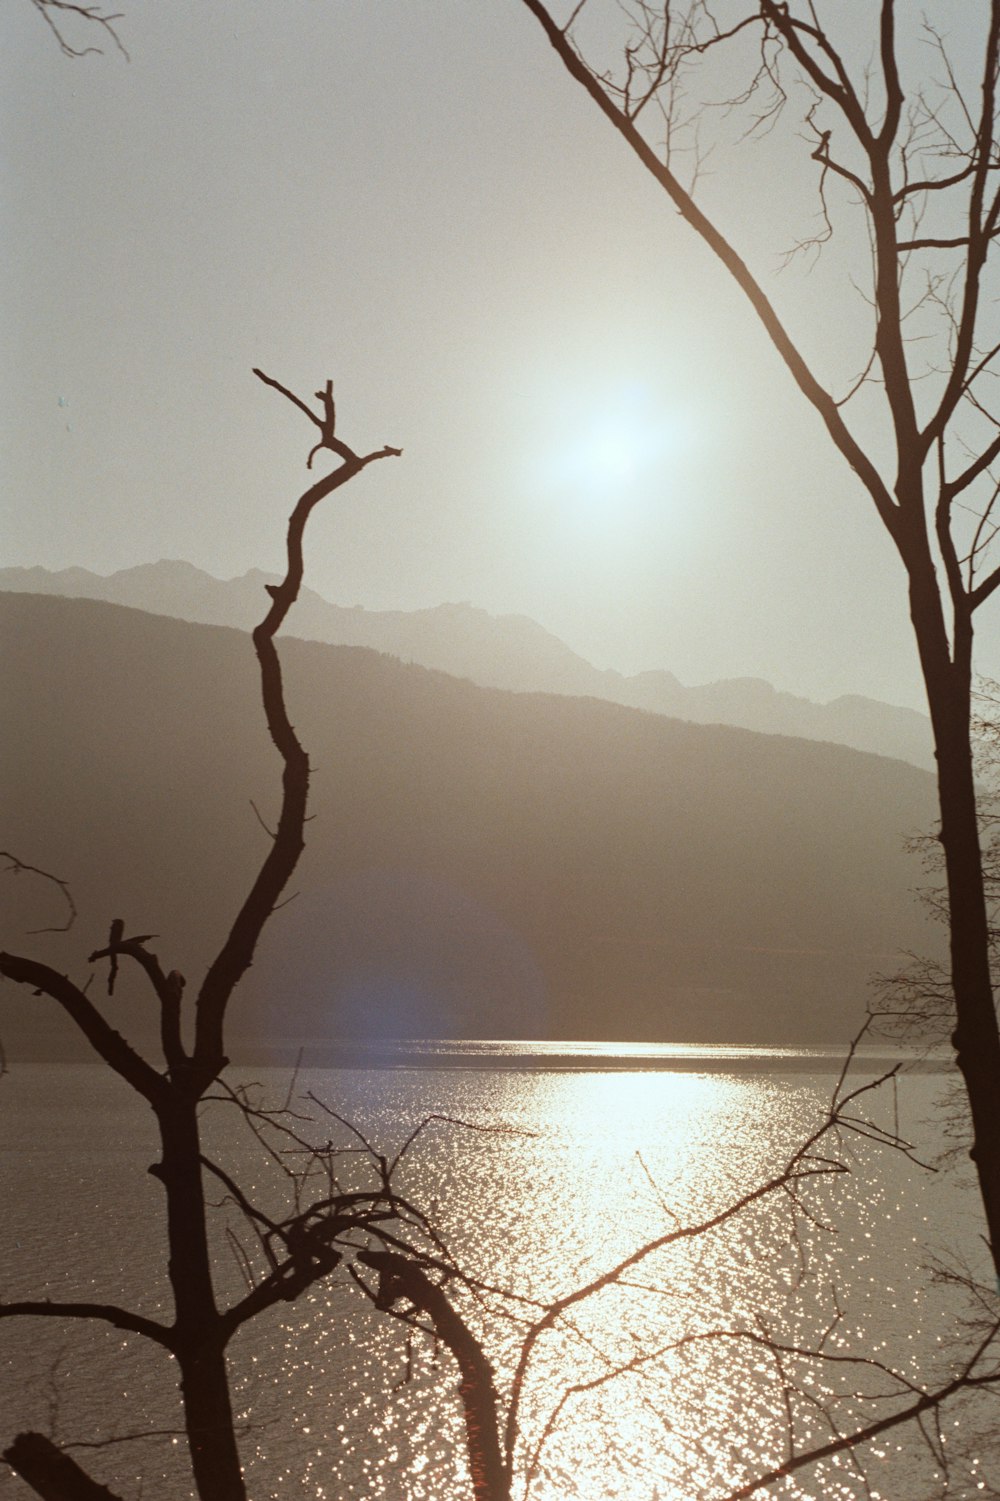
[4,0,998,710]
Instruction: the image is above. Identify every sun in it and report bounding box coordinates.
[530,383,696,533]
[522,381,699,552]
[578,416,649,487]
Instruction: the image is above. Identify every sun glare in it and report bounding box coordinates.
[577,416,649,487]
[529,383,698,536]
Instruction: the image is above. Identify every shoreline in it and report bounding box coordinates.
[225,1040,952,1075]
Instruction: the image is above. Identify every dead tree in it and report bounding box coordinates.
[519,0,1000,1286]
[0,370,400,1501]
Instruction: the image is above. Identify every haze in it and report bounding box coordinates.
[5,0,999,710]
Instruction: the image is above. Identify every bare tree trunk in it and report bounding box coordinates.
[940,761,1000,1270]
[917,616,1000,1271]
[518,0,1000,1287]
[175,1341,245,1501]
[153,1093,246,1501]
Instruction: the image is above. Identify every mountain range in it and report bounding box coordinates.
[1,591,941,1058]
[0,562,934,770]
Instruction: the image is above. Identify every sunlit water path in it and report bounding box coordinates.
[1,1048,994,1499]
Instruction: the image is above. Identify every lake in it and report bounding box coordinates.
[1,1046,996,1500]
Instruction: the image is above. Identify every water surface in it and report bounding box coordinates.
[0,1050,993,1499]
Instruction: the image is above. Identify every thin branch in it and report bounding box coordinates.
[942,426,1000,506]
[1,852,77,933]
[29,0,128,60]
[720,1328,1000,1499]
[87,923,187,1071]
[970,561,1000,612]
[922,2,1000,447]
[519,0,901,536]
[0,1298,173,1350]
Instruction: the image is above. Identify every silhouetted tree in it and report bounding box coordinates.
[0,370,400,1501]
[520,0,1000,1282]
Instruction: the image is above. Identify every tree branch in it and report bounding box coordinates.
[193,370,400,1077]
[0,1298,173,1350]
[970,561,1000,613]
[1,852,77,934]
[923,1,1000,446]
[519,0,901,536]
[87,925,187,1072]
[3,1431,125,1501]
[0,953,165,1103]
[29,0,128,60]
[720,1329,1000,1499]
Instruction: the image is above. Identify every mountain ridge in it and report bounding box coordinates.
[0,562,933,769]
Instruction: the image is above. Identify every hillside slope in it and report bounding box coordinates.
[1,592,940,1056]
[0,562,934,769]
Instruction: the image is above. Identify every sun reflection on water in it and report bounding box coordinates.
[441,1067,810,1499]
[229,1062,968,1501]
[1,1061,992,1500]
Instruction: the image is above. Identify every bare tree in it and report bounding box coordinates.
[518,0,1000,1282]
[0,370,400,1501]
